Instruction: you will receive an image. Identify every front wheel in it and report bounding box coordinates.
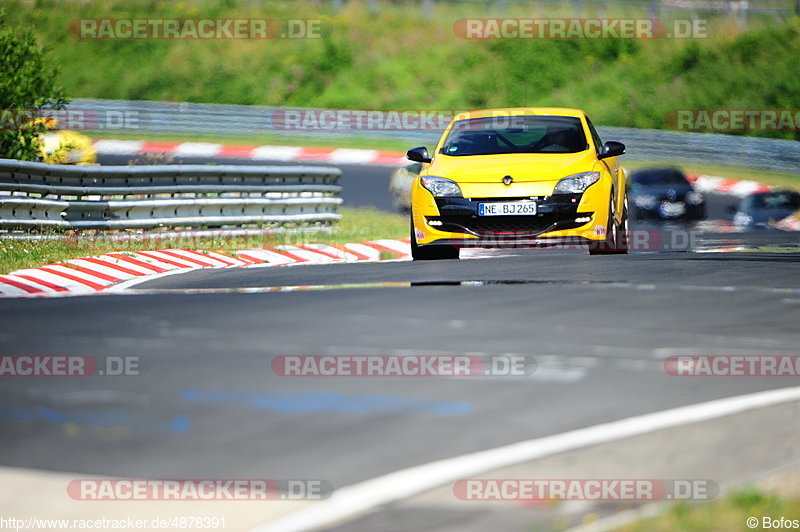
[410,214,460,260]
[589,195,628,255]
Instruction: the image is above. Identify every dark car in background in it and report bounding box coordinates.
[628,168,705,221]
[733,190,800,229]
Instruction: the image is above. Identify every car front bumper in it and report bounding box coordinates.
[413,193,610,248]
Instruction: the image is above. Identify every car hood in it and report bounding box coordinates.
[425,151,599,183]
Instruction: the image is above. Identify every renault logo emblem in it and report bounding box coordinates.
[502,175,513,186]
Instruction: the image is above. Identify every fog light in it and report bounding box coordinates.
[428,220,443,227]
[575,216,591,223]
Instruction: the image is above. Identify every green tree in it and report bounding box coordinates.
[0,10,68,161]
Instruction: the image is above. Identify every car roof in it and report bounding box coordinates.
[452,107,586,121]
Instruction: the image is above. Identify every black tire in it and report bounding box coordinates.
[589,195,628,255]
[410,214,460,260]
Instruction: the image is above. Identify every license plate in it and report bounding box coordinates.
[478,201,537,216]
[659,201,686,217]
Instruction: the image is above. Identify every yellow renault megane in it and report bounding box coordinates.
[407,107,628,260]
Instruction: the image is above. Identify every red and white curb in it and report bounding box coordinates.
[686,174,775,198]
[93,139,407,166]
[775,216,800,231]
[0,239,411,298]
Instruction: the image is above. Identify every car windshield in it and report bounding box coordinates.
[749,192,800,210]
[632,170,689,186]
[439,116,588,156]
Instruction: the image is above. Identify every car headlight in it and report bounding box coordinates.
[420,176,462,197]
[686,191,704,205]
[733,212,753,227]
[553,171,600,194]
[634,194,658,209]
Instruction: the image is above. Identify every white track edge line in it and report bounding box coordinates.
[253,385,800,532]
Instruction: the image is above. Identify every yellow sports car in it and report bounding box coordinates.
[408,107,628,260]
[32,116,96,165]
[39,130,96,165]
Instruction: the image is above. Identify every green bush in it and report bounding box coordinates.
[0,10,68,160]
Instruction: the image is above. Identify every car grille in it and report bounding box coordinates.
[429,195,586,237]
[428,214,585,236]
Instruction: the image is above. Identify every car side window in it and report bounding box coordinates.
[586,117,603,155]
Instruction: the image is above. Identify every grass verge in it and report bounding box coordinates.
[614,488,800,532]
[0,207,408,275]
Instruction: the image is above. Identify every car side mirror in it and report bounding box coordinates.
[407,146,431,164]
[598,141,626,160]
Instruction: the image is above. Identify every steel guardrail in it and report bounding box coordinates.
[0,159,342,229]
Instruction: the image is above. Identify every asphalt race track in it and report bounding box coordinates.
[2,158,799,531]
[2,251,799,464]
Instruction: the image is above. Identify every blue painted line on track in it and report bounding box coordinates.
[180,389,471,415]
